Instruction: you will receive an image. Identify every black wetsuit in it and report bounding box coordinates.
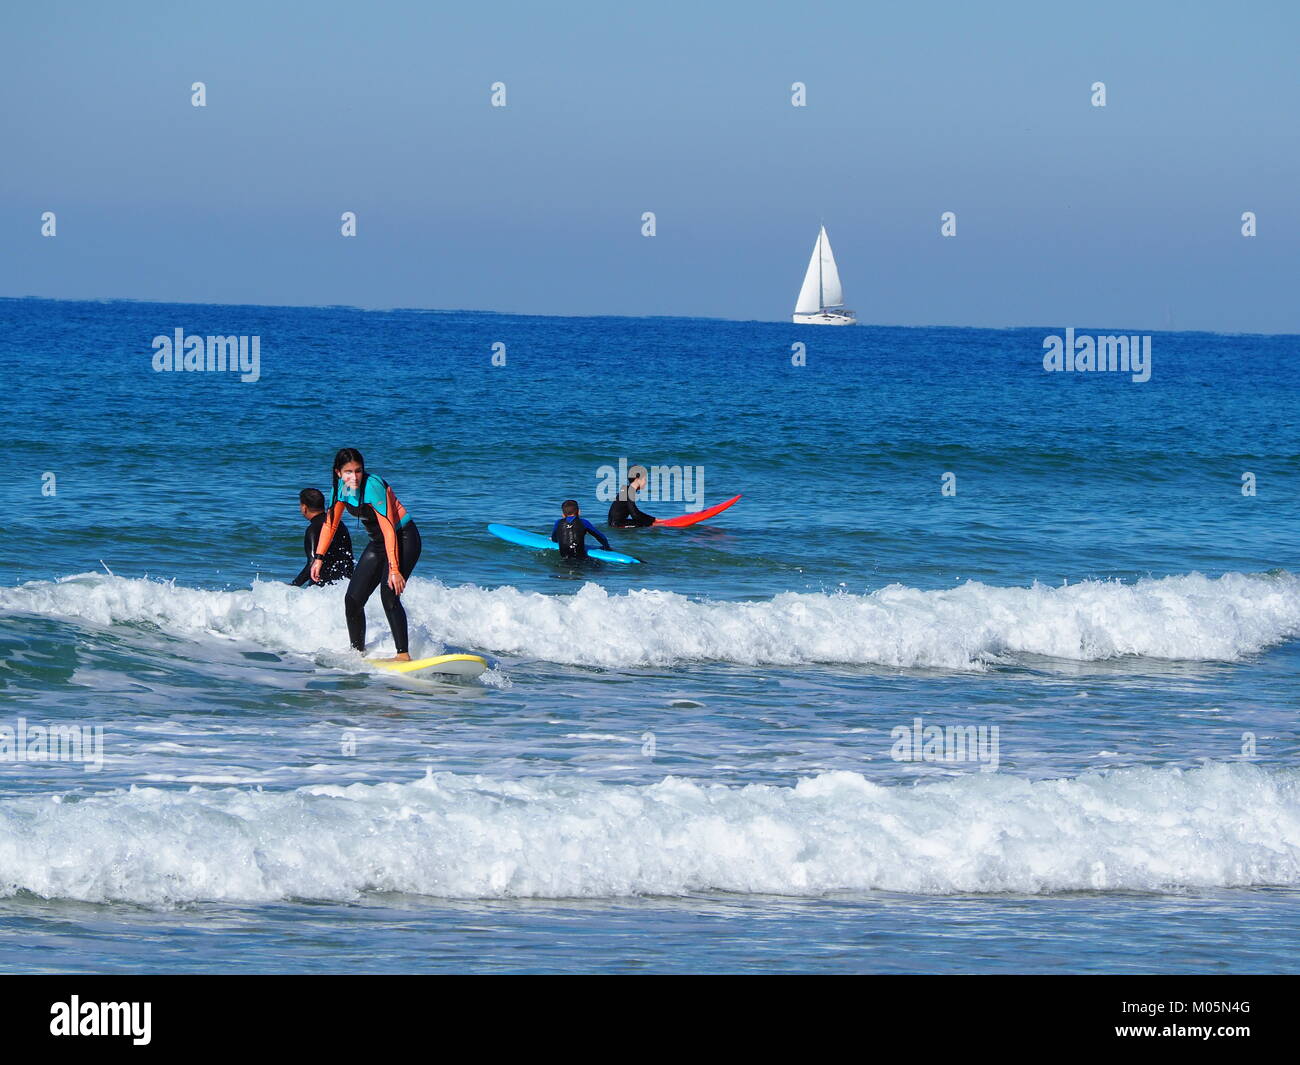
[551,516,612,558]
[608,493,656,528]
[293,514,354,586]
[347,524,422,654]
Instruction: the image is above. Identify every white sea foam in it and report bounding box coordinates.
[0,763,1296,904]
[2,570,1298,671]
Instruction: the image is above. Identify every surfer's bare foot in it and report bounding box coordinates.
[392,653,412,662]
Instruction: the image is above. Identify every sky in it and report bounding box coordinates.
[2,0,1297,331]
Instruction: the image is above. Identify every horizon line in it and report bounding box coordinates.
[0,294,1292,340]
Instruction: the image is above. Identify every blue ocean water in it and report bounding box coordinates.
[1,297,1298,973]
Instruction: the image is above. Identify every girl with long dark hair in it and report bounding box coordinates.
[310,448,422,661]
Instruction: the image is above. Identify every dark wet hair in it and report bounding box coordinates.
[561,499,579,516]
[620,465,648,501]
[300,488,325,510]
[330,448,365,505]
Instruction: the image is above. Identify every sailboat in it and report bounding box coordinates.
[793,225,856,325]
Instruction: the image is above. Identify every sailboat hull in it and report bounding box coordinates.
[793,310,857,325]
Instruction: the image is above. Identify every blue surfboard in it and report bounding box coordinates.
[487,523,643,564]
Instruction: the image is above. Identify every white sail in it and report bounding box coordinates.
[794,231,823,314]
[792,225,856,325]
[817,227,843,308]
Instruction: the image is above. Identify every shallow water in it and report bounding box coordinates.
[1,298,1297,972]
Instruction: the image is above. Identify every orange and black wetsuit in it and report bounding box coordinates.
[315,473,422,654]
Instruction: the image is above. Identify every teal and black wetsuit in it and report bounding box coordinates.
[314,473,422,654]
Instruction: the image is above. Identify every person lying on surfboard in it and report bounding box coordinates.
[292,488,355,587]
[309,448,422,662]
[551,500,612,559]
[607,464,658,528]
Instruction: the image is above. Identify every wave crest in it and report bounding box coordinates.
[2,570,1297,670]
[1,763,1296,903]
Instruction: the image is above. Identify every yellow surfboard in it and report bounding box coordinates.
[365,652,490,678]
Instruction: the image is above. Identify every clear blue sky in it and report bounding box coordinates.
[2,0,1296,331]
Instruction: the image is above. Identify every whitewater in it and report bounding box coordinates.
[4,302,1299,972]
[2,763,1296,905]
[3,569,1298,671]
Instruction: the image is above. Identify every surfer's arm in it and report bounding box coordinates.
[364,479,404,574]
[550,519,563,543]
[583,519,611,550]
[292,525,315,584]
[371,510,400,573]
[314,501,346,558]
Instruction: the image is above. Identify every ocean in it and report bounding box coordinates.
[1,297,1297,973]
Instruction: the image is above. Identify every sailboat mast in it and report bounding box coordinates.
[817,228,824,310]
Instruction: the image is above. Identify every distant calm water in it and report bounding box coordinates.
[1,297,1298,973]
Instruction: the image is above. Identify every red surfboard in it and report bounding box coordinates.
[654,494,742,528]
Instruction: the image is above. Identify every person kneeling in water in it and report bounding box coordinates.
[551,499,612,559]
[310,448,422,662]
[292,488,355,586]
[607,464,657,528]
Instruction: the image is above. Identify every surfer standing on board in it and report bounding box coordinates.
[608,464,658,528]
[310,448,422,662]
